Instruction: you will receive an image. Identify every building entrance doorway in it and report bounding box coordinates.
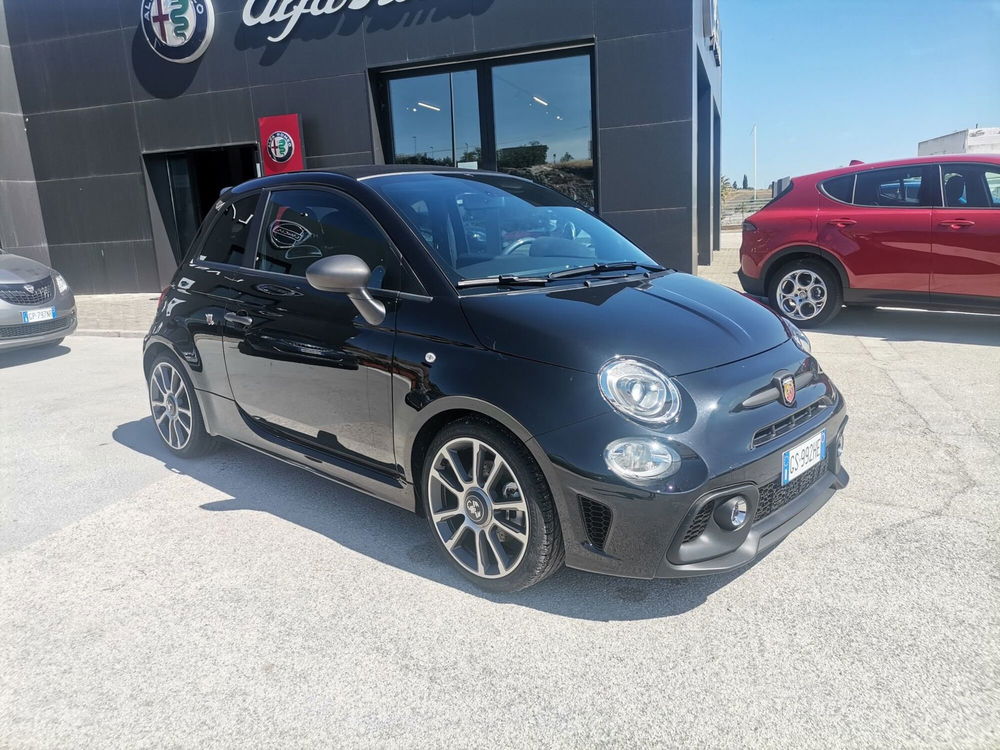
[145,145,260,264]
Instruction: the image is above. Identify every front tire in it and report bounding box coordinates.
[768,258,843,328]
[422,419,564,592]
[147,352,216,458]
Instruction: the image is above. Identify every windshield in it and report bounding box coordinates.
[366,173,658,284]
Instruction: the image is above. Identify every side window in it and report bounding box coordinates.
[255,189,399,289]
[987,169,1000,207]
[821,175,854,203]
[196,196,258,265]
[942,164,999,208]
[854,166,934,207]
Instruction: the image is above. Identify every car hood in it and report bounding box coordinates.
[460,272,790,376]
[0,253,53,284]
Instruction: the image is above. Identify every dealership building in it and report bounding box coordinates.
[0,0,721,293]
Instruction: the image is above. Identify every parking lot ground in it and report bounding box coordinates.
[2,272,999,745]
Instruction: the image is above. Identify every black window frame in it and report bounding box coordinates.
[185,191,265,269]
[938,162,1000,210]
[374,44,600,211]
[245,184,408,293]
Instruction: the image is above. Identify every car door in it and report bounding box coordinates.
[931,162,1000,300]
[162,192,264,396]
[222,186,400,470]
[816,164,936,299]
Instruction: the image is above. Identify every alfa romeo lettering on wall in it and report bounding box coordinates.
[243,0,412,43]
[141,0,216,63]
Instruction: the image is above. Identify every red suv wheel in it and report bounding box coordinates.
[767,259,843,328]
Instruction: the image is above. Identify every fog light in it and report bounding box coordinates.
[715,495,749,531]
[604,438,681,483]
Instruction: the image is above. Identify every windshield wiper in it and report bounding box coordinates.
[547,261,667,280]
[456,274,550,288]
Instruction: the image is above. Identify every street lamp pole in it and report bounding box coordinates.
[751,123,758,202]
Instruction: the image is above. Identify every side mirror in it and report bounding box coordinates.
[305,255,386,326]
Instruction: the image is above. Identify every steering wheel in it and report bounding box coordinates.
[502,237,536,256]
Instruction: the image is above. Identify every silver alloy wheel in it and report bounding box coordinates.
[777,269,828,321]
[426,437,530,579]
[149,361,194,451]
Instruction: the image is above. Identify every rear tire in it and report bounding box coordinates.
[421,418,564,593]
[768,258,843,328]
[147,351,216,458]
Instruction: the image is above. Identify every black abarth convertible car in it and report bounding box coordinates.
[144,167,848,592]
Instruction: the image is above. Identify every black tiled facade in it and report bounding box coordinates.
[0,0,721,293]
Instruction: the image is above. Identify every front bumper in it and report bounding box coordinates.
[0,290,77,351]
[532,397,848,580]
[738,269,765,298]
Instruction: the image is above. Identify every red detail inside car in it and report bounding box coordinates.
[738,154,1000,327]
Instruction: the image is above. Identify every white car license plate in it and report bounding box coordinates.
[782,430,826,485]
[21,307,56,323]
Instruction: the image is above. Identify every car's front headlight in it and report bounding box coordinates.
[784,320,811,354]
[598,358,681,424]
[604,438,681,482]
[53,272,69,294]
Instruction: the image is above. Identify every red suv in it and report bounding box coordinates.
[739,155,1000,326]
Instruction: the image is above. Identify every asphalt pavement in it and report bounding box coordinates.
[1,299,998,746]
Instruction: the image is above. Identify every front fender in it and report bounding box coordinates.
[143,288,231,399]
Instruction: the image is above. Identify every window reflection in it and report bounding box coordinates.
[388,70,481,168]
[384,54,595,208]
[493,56,594,208]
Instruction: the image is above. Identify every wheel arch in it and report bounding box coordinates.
[761,245,850,293]
[142,339,175,379]
[405,397,559,519]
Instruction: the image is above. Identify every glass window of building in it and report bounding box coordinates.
[492,55,594,208]
[388,70,481,168]
[383,52,595,209]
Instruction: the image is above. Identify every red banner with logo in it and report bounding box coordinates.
[258,114,305,175]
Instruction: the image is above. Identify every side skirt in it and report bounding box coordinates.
[197,388,416,513]
[843,288,1000,314]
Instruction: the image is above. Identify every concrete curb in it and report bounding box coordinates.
[76,330,146,339]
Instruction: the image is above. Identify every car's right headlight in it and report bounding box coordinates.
[53,272,69,294]
[598,358,681,425]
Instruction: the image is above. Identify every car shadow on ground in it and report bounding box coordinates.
[113,417,770,621]
[0,342,70,369]
[821,307,1000,346]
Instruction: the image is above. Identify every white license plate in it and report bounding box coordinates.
[782,430,827,485]
[21,307,56,323]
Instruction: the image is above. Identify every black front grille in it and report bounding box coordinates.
[754,457,829,522]
[0,276,55,306]
[0,313,74,340]
[579,496,613,551]
[752,400,825,448]
[682,502,715,543]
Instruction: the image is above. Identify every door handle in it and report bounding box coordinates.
[827,218,857,228]
[224,312,253,327]
[938,220,975,229]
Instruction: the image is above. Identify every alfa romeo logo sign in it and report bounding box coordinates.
[266,131,295,164]
[141,0,216,64]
